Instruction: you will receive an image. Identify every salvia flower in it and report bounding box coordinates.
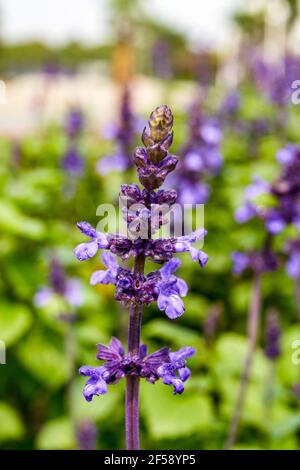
[80,337,195,399]
[76,421,98,450]
[264,311,281,360]
[65,108,84,138]
[171,95,223,204]
[76,105,207,448]
[236,144,300,235]
[34,258,83,308]
[232,248,277,276]
[285,239,300,279]
[97,87,141,174]
[61,145,84,176]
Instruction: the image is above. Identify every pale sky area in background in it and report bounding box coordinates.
[0,0,245,47]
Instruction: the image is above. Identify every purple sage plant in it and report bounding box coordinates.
[61,107,85,177]
[75,105,208,449]
[97,87,142,175]
[171,93,223,205]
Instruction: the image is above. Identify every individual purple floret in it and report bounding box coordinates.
[264,311,281,360]
[80,337,195,399]
[34,258,83,308]
[97,87,141,174]
[171,94,223,204]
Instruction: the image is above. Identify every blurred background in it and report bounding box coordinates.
[0,0,300,450]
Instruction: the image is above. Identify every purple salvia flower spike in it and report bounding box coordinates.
[76,105,208,449]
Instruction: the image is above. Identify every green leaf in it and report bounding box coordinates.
[0,200,46,240]
[36,417,75,450]
[141,381,214,439]
[0,302,32,346]
[71,377,123,422]
[16,329,69,388]
[0,402,24,443]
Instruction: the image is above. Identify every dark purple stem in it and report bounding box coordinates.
[125,254,145,450]
[225,273,262,449]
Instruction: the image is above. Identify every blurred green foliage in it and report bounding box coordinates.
[0,80,300,451]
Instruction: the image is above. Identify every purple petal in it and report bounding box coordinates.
[160,258,181,278]
[77,222,97,238]
[266,216,286,234]
[235,203,256,224]
[178,366,191,382]
[75,240,98,261]
[83,376,107,401]
[170,347,195,361]
[109,336,125,356]
[201,123,222,145]
[161,374,184,394]
[101,252,118,270]
[176,278,188,296]
[232,251,249,275]
[286,253,300,279]
[157,293,185,319]
[34,287,54,307]
[96,153,129,175]
[90,269,111,285]
[64,279,83,307]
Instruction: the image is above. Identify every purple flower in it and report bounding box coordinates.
[276,145,296,166]
[79,337,195,399]
[235,202,257,224]
[156,259,188,319]
[220,91,240,116]
[174,96,223,205]
[264,311,281,360]
[285,239,300,279]
[90,252,119,286]
[231,249,277,276]
[174,229,208,266]
[157,346,195,394]
[65,108,84,138]
[97,87,141,174]
[232,252,249,275]
[34,258,83,308]
[75,106,208,444]
[79,365,108,401]
[74,222,109,261]
[61,145,84,176]
[76,421,97,451]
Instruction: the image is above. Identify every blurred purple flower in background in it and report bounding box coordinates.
[76,421,98,451]
[264,310,281,360]
[97,87,142,174]
[34,257,83,308]
[171,93,223,204]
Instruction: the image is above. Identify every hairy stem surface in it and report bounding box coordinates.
[125,254,145,450]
